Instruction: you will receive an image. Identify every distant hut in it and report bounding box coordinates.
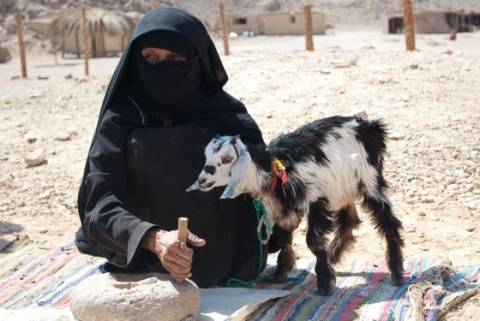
[44,8,136,58]
[385,10,480,34]
[215,10,326,36]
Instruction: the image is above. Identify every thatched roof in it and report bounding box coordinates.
[45,7,135,39]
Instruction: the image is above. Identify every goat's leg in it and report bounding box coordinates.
[361,184,404,285]
[307,199,335,296]
[269,226,295,284]
[328,203,362,264]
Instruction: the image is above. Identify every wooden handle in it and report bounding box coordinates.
[177,217,188,243]
[176,217,189,283]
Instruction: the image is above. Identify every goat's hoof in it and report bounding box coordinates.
[391,274,404,286]
[316,276,336,296]
[268,271,289,284]
[316,285,335,296]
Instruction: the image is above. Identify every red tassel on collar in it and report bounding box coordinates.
[268,157,288,197]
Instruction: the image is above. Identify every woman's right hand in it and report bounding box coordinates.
[141,228,206,281]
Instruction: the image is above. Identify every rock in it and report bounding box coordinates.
[464,202,478,210]
[69,272,200,321]
[389,132,405,140]
[421,196,434,203]
[352,110,368,120]
[28,91,42,98]
[24,149,46,167]
[406,226,416,233]
[54,132,72,141]
[25,131,39,143]
[38,191,51,200]
[0,47,11,63]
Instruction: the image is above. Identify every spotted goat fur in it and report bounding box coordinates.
[186,115,404,295]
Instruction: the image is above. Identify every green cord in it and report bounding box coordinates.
[224,198,304,287]
[224,198,270,287]
[253,198,273,235]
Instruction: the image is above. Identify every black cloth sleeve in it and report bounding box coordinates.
[82,103,157,270]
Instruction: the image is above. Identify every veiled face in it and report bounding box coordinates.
[141,48,188,65]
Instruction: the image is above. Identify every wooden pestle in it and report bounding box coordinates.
[176,217,189,283]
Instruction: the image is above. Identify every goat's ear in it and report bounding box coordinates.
[221,138,250,199]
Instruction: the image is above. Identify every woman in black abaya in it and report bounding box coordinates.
[75,7,270,287]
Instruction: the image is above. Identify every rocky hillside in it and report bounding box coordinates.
[3,0,480,28]
[1,0,480,57]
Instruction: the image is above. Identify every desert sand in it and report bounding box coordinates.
[1,30,479,319]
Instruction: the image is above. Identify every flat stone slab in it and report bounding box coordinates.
[69,272,200,321]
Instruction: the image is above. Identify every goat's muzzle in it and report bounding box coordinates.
[185,181,199,192]
[186,177,215,192]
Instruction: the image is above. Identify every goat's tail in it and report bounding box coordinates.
[356,118,389,168]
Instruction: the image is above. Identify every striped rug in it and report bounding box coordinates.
[249,257,480,321]
[0,238,105,309]
[1,239,479,320]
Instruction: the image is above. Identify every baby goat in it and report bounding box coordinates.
[186,115,404,295]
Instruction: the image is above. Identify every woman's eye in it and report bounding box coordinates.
[141,50,187,65]
[143,54,159,65]
[170,54,187,62]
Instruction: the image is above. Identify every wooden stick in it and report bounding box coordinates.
[218,0,230,56]
[304,4,314,51]
[402,0,415,51]
[81,7,89,76]
[177,217,188,244]
[15,11,27,78]
[176,217,189,283]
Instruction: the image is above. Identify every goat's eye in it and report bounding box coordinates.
[221,154,234,164]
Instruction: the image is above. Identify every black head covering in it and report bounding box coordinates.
[132,31,204,106]
[78,7,264,220]
[95,6,264,140]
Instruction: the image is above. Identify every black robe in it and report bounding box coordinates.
[76,7,267,287]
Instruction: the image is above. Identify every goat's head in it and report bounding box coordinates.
[186,135,251,199]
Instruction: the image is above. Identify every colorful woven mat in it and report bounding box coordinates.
[0,238,105,309]
[249,257,480,321]
[0,238,479,320]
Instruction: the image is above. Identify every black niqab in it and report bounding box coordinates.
[97,6,263,138]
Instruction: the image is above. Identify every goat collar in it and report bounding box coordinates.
[268,156,288,197]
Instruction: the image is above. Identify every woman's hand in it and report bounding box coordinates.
[141,228,206,281]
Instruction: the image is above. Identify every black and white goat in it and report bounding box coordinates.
[186,116,404,295]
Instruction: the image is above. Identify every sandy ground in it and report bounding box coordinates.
[1,30,479,319]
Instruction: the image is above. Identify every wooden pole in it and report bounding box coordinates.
[176,217,189,283]
[402,0,415,51]
[81,7,89,76]
[218,0,230,56]
[14,11,27,78]
[304,4,314,51]
[197,14,207,27]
